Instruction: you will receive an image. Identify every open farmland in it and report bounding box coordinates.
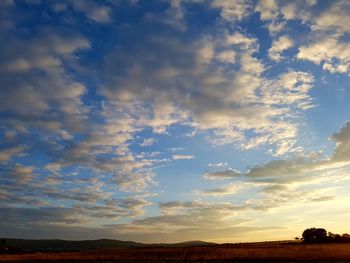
[2,242,350,262]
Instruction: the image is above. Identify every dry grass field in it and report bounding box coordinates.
[2,242,350,262]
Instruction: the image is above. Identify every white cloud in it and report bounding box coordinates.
[280,1,314,22]
[208,162,228,168]
[280,3,297,20]
[172,154,195,160]
[312,0,350,35]
[102,26,311,155]
[140,138,155,147]
[261,70,315,110]
[225,32,258,53]
[211,0,252,22]
[297,38,350,74]
[267,20,286,34]
[253,0,310,36]
[255,0,315,34]
[291,1,350,75]
[268,35,294,61]
[255,0,278,21]
[216,50,236,63]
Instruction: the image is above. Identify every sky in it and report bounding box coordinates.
[1,0,350,243]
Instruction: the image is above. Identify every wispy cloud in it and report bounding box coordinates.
[172,154,195,160]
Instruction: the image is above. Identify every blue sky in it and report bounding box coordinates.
[1,0,350,243]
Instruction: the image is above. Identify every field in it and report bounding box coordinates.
[2,242,350,262]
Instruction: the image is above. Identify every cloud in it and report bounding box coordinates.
[163,0,187,31]
[204,121,350,191]
[254,0,318,35]
[312,0,350,35]
[204,169,241,180]
[172,154,195,160]
[72,0,112,23]
[216,50,236,64]
[331,122,350,162]
[0,162,152,220]
[244,186,337,212]
[225,32,258,53]
[0,207,82,225]
[0,164,35,187]
[0,199,272,242]
[200,133,346,217]
[0,31,90,124]
[107,200,274,242]
[260,70,315,110]
[99,21,314,156]
[255,0,278,21]
[208,162,228,168]
[195,183,252,196]
[244,158,314,184]
[297,38,350,74]
[140,138,155,147]
[211,0,252,22]
[0,24,157,225]
[0,146,26,162]
[112,171,155,192]
[73,196,152,219]
[279,1,315,22]
[293,1,350,75]
[204,156,332,186]
[53,103,160,193]
[268,35,294,61]
[0,208,276,243]
[254,0,287,35]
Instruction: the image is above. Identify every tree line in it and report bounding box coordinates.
[302,228,350,243]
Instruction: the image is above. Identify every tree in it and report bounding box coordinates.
[0,239,6,247]
[328,232,341,242]
[302,228,328,243]
[342,233,350,242]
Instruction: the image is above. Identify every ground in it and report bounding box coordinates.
[2,242,350,262]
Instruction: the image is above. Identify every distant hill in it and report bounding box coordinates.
[1,238,215,251]
[166,240,216,247]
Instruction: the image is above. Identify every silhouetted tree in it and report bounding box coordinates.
[342,233,350,242]
[0,239,6,247]
[328,232,341,242]
[302,228,328,243]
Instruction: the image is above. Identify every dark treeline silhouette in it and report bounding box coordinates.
[302,228,350,243]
